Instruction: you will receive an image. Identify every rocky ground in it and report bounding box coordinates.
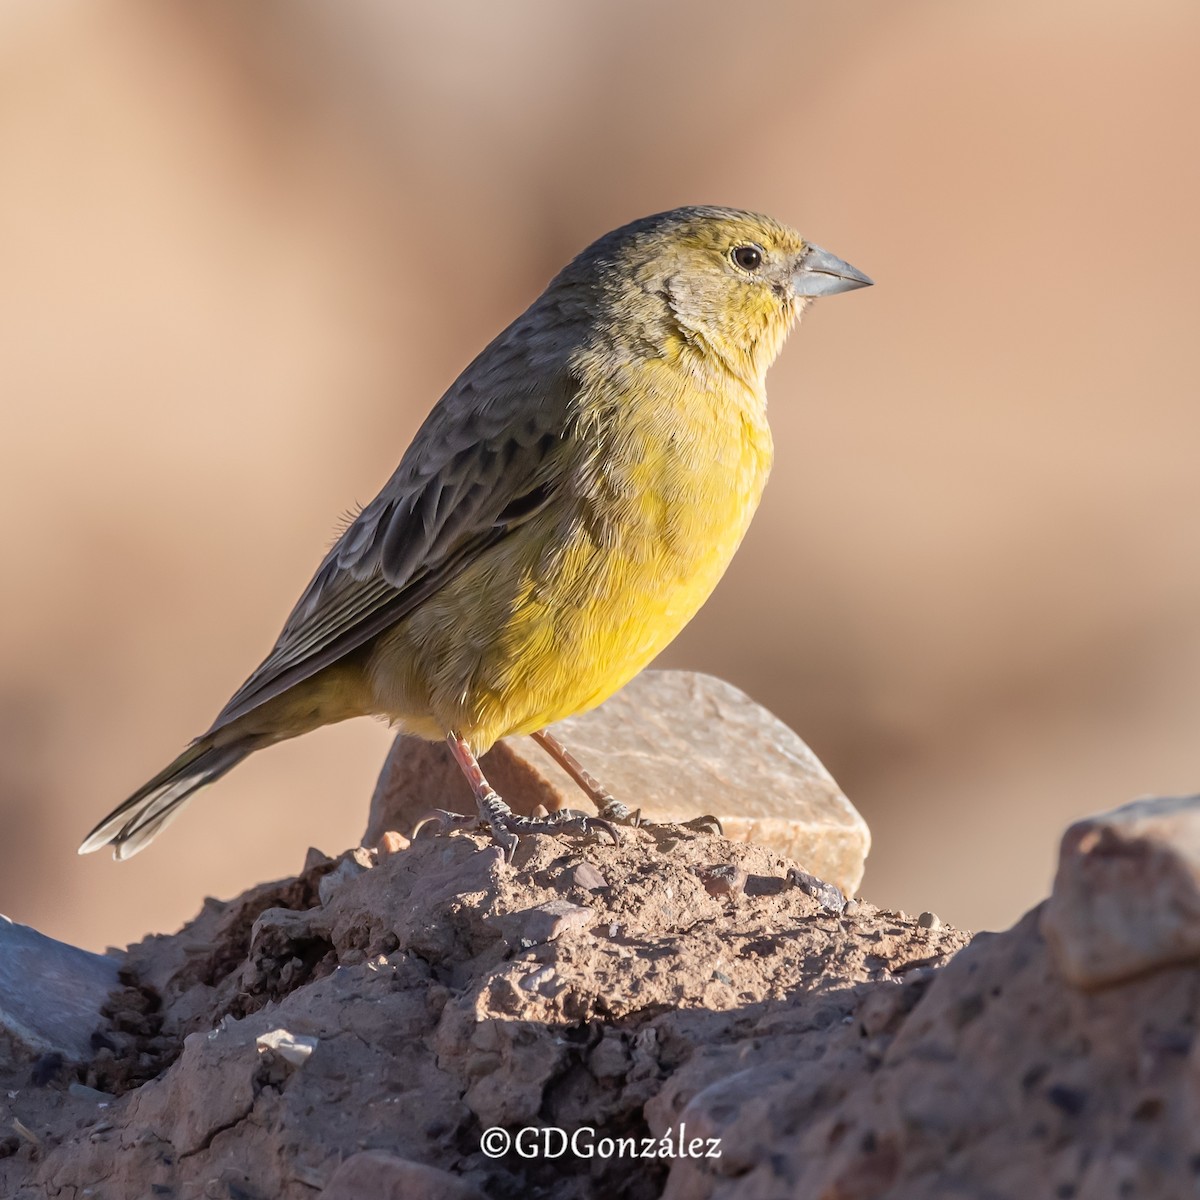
[4,677,1200,1197]
[4,800,1200,1198]
[2,823,970,1199]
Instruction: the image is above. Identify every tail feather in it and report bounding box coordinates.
[79,736,265,860]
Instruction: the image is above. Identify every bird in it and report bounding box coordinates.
[79,206,871,862]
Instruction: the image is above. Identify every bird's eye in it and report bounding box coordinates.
[731,244,764,272]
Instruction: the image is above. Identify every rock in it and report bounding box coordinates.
[322,1152,488,1200]
[255,1028,318,1066]
[0,913,122,1059]
[787,865,846,913]
[366,669,869,896]
[317,848,373,906]
[376,830,409,856]
[18,776,1200,1197]
[126,1022,265,1156]
[647,903,1200,1198]
[697,863,747,897]
[566,862,607,891]
[1042,794,1200,988]
[2,825,967,1199]
[495,899,593,947]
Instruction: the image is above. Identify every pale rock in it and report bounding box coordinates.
[376,829,409,856]
[1042,794,1200,987]
[365,670,869,896]
[255,1027,318,1066]
[496,899,593,947]
[0,913,122,1060]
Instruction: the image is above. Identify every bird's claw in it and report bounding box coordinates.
[414,802,619,862]
[597,799,722,838]
[597,798,643,826]
[412,808,479,840]
[600,806,720,835]
[485,807,620,861]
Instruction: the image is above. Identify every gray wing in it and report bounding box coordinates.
[208,360,580,733]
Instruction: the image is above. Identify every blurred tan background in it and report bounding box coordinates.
[2,0,1198,951]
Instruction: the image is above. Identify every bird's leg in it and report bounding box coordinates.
[530,729,640,825]
[530,729,722,835]
[432,733,618,861]
[443,734,518,858]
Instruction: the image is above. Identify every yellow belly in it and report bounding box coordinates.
[367,372,773,751]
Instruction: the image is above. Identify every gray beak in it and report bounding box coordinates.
[792,244,873,297]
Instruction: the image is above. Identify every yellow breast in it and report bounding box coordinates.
[369,360,773,750]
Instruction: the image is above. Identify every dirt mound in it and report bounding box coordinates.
[6,790,1200,1198]
[0,824,963,1198]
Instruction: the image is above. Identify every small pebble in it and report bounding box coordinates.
[376,830,409,857]
[504,900,593,947]
[570,862,608,891]
[918,911,942,930]
[787,867,846,914]
[589,1034,631,1079]
[698,864,747,897]
[843,899,861,917]
[256,1029,318,1066]
[519,965,558,993]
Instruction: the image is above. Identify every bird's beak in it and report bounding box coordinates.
[792,244,873,297]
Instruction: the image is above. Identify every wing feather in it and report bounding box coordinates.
[208,359,580,733]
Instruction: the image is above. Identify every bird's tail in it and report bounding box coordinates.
[78,734,268,860]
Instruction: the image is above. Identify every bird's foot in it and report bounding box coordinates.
[485,799,620,862]
[595,797,642,826]
[413,797,619,862]
[412,808,479,839]
[594,797,721,835]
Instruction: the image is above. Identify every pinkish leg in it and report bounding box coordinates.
[413,733,619,861]
[530,729,639,824]
[531,728,723,835]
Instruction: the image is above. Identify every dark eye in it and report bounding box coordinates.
[731,244,764,271]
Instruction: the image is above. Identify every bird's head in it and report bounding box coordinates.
[565,206,872,389]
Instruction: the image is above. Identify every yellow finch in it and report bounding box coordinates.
[80,206,871,861]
